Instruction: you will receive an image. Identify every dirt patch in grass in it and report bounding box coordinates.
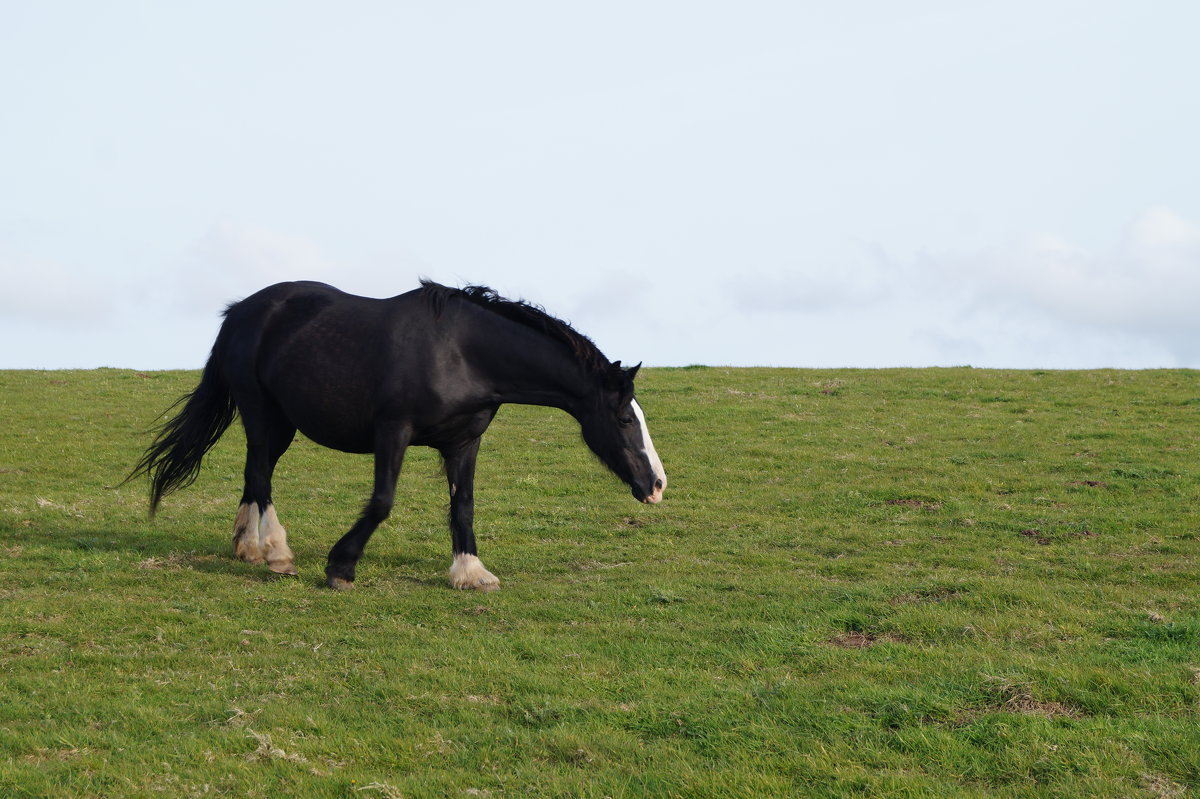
[1142,773,1189,798]
[1020,529,1053,546]
[1001,694,1079,718]
[137,552,219,570]
[978,676,1084,719]
[825,632,904,649]
[886,499,943,511]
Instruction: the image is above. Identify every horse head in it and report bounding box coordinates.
[579,361,667,504]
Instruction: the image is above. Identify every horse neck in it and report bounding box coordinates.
[470,320,596,415]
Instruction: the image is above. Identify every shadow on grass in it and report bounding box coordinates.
[4,526,448,596]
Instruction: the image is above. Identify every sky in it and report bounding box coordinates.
[2,1,1198,370]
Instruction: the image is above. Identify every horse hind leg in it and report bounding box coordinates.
[233,502,264,564]
[233,501,296,574]
[232,501,296,575]
[233,399,297,575]
[259,503,296,574]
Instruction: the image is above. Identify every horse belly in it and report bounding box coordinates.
[270,388,373,452]
[299,417,375,454]
[255,366,376,453]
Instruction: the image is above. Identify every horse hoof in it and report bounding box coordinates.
[449,554,500,591]
[268,561,298,576]
[450,579,499,592]
[326,577,354,591]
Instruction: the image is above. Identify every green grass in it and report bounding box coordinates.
[1,367,1199,797]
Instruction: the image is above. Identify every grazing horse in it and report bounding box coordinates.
[129,280,666,591]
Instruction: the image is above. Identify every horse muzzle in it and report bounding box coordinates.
[639,478,665,504]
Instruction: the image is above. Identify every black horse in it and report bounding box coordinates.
[129,280,666,591]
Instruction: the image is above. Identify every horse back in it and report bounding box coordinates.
[219,282,443,452]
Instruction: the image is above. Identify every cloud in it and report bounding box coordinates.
[0,252,120,326]
[731,266,889,315]
[925,206,1200,360]
[173,223,339,313]
[705,207,1200,368]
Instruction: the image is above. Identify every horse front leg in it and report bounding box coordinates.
[442,438,499,591]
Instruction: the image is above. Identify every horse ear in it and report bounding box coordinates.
[625,362,641,380]
[605,361,635,393]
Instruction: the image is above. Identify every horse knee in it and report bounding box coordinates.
[363,494,393,525]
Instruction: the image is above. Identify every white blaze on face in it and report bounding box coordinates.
[631,399,666,502]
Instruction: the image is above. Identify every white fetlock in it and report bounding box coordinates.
[233,503,265,564]
[448,553,500,591]
[259,504,297,575]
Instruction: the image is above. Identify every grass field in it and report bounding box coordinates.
[1,366,1199,798]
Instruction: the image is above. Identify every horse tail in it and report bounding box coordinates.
[128,351,237,515]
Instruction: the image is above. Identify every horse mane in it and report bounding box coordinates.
[419,279,614,378]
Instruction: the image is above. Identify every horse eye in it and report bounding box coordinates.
[618,415,636,427]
